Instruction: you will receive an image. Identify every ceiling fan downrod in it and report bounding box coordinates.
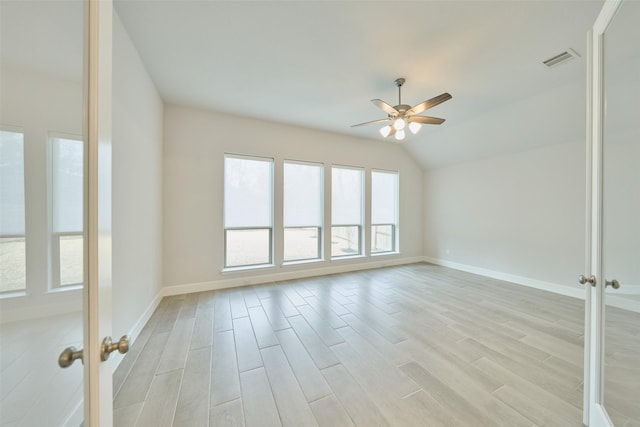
[395,77,405,105]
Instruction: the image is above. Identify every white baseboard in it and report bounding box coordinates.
[423,256,585,299]
[606,283,640,295]
[109,291,163,372]
[0,290,83,324]
[127,292,163,343]
[162,256,425,297]
[423,256,640,314]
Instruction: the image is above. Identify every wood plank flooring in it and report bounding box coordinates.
[112,263,639,427]
[0,311,84,427]
[605,301,640,427]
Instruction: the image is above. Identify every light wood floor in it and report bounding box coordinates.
[112,263,640,427]
[0,312,84,427]
[605,299,640,426]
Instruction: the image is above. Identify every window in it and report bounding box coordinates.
[283,161,323,262]
[331,166,363,257]
[224,155,274,268]
[371,170,399,253]
[51,136,84,287]
[0,130,26,293]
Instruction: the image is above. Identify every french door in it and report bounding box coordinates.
[84,0,116,424]
[0,0,114,425]
[585,0,640,426]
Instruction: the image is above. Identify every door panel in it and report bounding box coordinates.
[85,0,115,424]
[1,1,115,425]
[0,1,86,425]
[588,0,640,426]
[602,0,640,424]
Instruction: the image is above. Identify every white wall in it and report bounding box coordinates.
[163,105,424,292]
[422,50,639,301]
[423,140,586,295]
[111,13,164,337]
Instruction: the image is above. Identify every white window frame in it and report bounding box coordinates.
[223,153,274,269]
[331,165,364,259]
[283,159,324,264]
[371,169,399,255]
[0,127,27,295]
[49,133,84,290]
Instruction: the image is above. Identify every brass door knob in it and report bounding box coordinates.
[100,335,130,361]
[578,274,596,287]
[605,279,620,289]
[59,346,83,368]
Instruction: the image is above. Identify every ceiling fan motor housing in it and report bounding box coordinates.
[392,104,412,116]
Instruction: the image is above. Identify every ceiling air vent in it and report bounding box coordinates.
[543,48,581,68]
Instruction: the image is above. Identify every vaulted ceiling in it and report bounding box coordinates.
[2,1,605,169]
[114,0,603,168]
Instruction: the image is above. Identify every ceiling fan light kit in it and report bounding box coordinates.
[380,125,392,138]
[352,77,451,142]
[409,122,422,134]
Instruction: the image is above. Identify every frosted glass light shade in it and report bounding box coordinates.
[379,125,392,138]
[393,118,406,130]
[395,130,405,140]
[409,122,422,134]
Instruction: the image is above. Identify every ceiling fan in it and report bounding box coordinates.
[351,78,452,141]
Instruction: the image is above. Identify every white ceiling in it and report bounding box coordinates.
[114,0,604,169]
[1,1,605,169]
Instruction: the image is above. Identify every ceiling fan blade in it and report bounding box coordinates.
[408,115,446,125]
[371,99,399,116]
[406,93,452,116]
[351,118,391,128]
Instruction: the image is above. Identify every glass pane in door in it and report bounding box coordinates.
[602,1,640,424]
[0,1,86,425]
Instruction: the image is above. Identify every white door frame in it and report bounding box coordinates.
[83,0,114,425]
[586,1,623,426]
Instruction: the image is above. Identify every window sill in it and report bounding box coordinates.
[0,290,27,300]
[222,264,276,274]
[330,254,366,262]
[282,258,324,267]
[48,285,83,294]
[371,251,400,257]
